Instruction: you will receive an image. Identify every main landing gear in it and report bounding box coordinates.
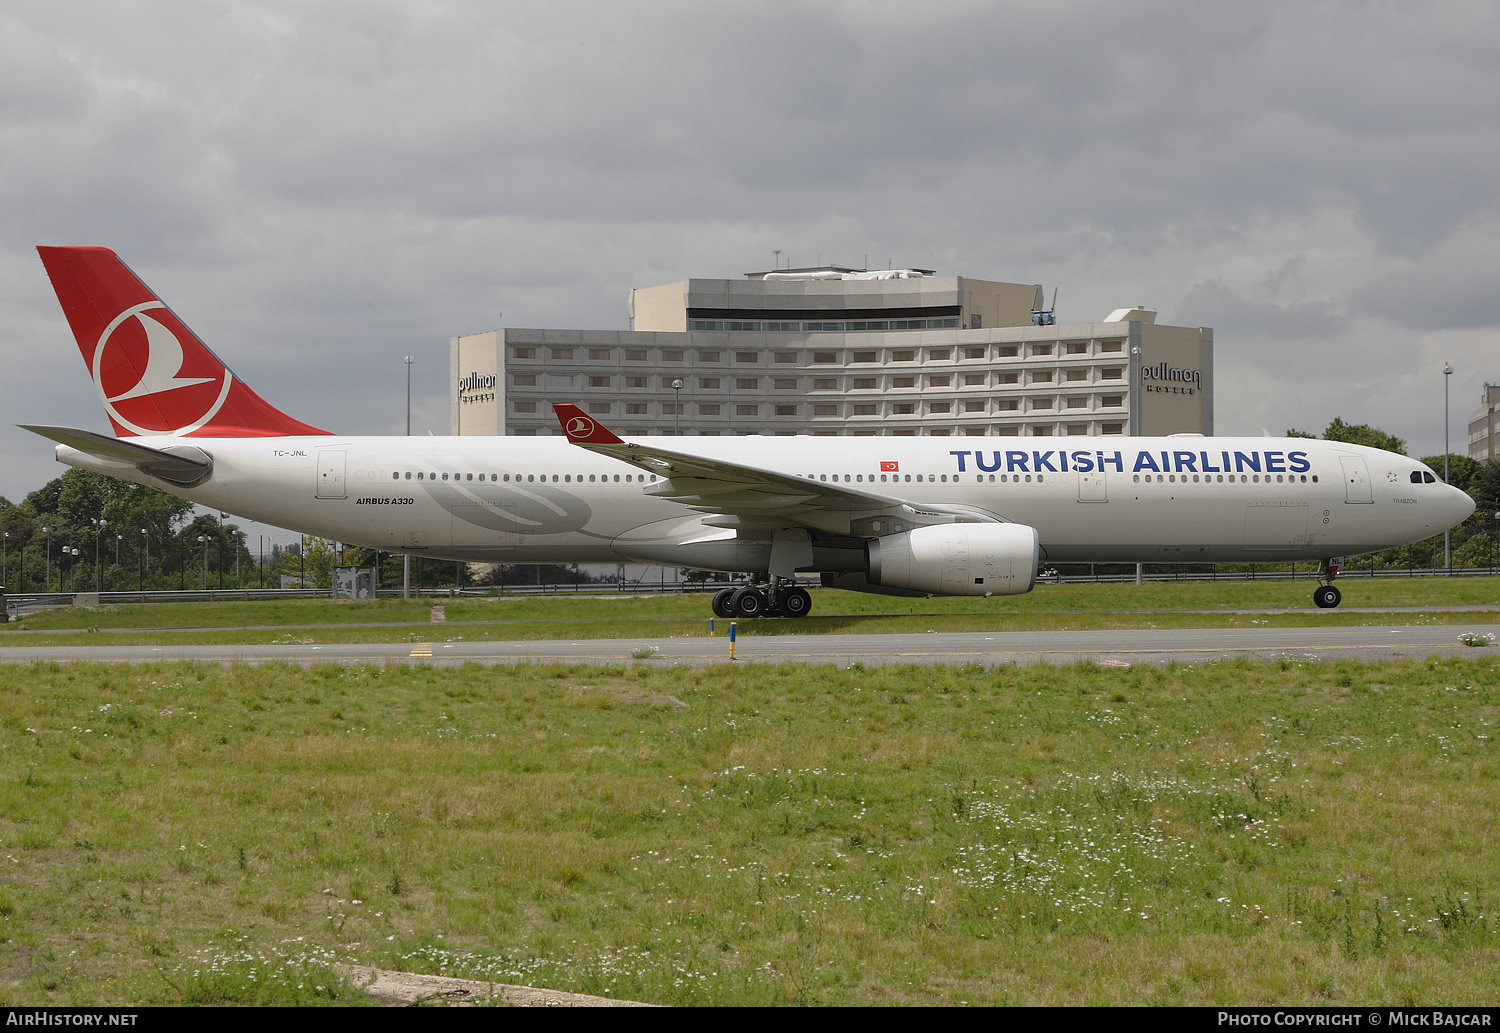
[711,580,813,619]
[1313,557,1344,609]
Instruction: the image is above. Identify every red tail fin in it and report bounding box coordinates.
[37,246,331,437]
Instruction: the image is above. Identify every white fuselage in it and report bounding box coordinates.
[57,434,1474,572]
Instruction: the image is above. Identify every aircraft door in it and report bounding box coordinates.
[1338,455,1373,504]
[316,450,347,499]
[1077,466,1108,502]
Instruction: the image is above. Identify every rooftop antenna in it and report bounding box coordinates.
[772,249,782,270]
[1030,285,1057,326]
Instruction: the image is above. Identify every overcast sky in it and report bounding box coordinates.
[2,0,1498,512]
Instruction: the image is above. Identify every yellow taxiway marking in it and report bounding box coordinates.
[409,643,433,657]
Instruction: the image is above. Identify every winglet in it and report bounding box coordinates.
[554,403,624,445]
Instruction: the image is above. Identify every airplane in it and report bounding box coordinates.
[23,245,1476,618]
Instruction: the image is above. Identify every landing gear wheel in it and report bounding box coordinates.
[779,587,812,618]
[711,588,736,619]
[1314,584,1342,609]
[730,587,767,618]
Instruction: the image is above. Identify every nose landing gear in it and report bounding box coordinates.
[1313,557,1344,609]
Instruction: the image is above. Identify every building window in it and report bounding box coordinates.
[697,351,720,362]
[627,376,647,388]
[589,376,610,388]
[893,403,915,415]
[1103,422,1124,434]
[626,403,648,415]
[512,347,535,360]
[548,375,573,388]
[929,402,951,414]
[964,373,986,387]
[661,350,684,362]
[513,374,536,386]
[892,350,915,362]
[1031,371,1053,384]
[775,352,798,363]
[514,401,536,413]
[1102,395,1123,407]
[1033,425,1053,436]
[625,349,647,361]
[996,425,1019,436]
[892,376,915,388]
[965,425,986,434]
[928,348,951,360]
[998,372,1019,385]
[774,378,797,390]
[1065,369,1088,382]
[1030,397,1054,410]
[813,404,838,416]
[1032,344,1053,357]
[998,345,1019,357]
[736,378,758,390]
[699,377,720,389]
[1067,396,1087,408]
[589,348,611,360]
[996,399,1019,411]
[736,404,758,416]
[964,400,987,413]
[699,403,721,415]
[551,348,573,360]
[736,351,758,363]
[1066,342,1088,355]
[1102,341,1123,353]
[929,428,951,436]
[853,404,878,416]
[1102,368,1123,380]
[663,403,682,415]
[1067,424,1088,434]
[853,377,877,389]
[813,378,837,390]
[589,402,611,414]
[963,346,986,360]
[853,351,877,363]
[775,405,798,416]
[813,351,838,364]
[927,375,951,388]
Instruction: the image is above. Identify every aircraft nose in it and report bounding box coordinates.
[1449,486,1476,525]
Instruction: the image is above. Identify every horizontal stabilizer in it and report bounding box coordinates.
[21,424,214,486]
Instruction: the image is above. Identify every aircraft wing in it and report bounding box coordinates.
[553,404,992,536]
[21,425,214,486]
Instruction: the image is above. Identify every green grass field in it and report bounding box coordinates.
[2,578,1496,649]
[2,653,1498,1006]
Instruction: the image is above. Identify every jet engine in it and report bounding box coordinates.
[865,523,1039,596]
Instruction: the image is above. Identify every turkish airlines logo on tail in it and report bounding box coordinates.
[566,416,595,439]
[93,302,232,435]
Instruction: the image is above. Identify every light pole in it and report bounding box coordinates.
[2,531,7,588]
[67,547,79,592]
[42,526,50,592]
[90,517,106,592]
[197,534,210,590]
[1444,362,1453,571]
[141,529,148,591]
[115,533,122,566]
[672,378,684,436]
[404,355,414,601]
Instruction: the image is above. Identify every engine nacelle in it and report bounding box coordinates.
[866,523,1039,597]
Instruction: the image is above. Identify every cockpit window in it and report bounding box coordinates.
[1411,471,1422,483]
[1424,471,1436,483]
